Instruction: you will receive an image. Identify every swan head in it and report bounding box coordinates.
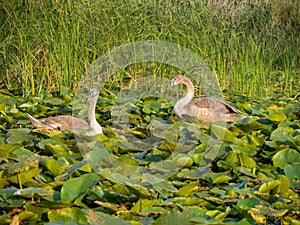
[166,75,189,91]
[87,86,100,99]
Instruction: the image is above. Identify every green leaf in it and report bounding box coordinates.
[269,208,289,217]
[215,206,231,220]
[142,101,161,114]
[176,181,199,197]
[226,218,252,225]
[12,147,35,156]
[153,207,207,225]
[272,149,300,168]
[212,175,232,184]
[284,164,300,180]
[38,139,70,155]
[268,113,287,122]
[258,180,281,193]
[0,187,24,207]
[211,124,236,142]
[250,103,266,115]
[248,208,267,224]
[61,173,99,202]
[14,188,53,198]
[225,150,239,163]
[43,159,66,176]
[7,128,32,144]
[270,127,293,142]
[238,152,257,169]
[236,197,268,211]
[277,175,291,194]
[18,211,38,223]
[0,144,20,158]
[6,167,41,185]
[48,207,89,224]
[119,155,139,166]
[85,210,132,225]
[131,199,161,212]
[46,97,65,106]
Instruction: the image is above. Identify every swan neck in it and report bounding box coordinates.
[175,79,194,110]
[87,95,97,123]
[184,79,194,101]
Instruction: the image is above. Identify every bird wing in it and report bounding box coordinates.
[41,116,90,131]
[191,97,241,114]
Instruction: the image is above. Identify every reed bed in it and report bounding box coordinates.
[0,0,299,97]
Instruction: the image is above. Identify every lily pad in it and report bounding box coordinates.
[272,149,300,168]
[61,173,100,202]
[7,128,32,144]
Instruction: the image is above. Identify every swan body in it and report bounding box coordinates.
[28,86,103,135]
[167,75,247,123]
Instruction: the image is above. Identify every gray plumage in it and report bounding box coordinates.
[167,75,247,123]
[28,86,103,135]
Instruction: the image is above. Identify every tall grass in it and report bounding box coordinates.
[0,0,299,97]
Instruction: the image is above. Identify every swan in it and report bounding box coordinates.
[27,86,103,135]
[167,75,247,123]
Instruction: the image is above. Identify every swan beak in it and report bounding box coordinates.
[165,80,175,92]
[85,91,93,103]
[86,90,94,99]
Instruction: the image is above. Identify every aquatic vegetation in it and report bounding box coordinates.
[0,88,299,224]
[1,0,299,223]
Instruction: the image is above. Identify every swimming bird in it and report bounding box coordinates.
[167,75,247,123]
[27,86,103,135]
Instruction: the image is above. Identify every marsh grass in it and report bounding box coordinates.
[0,0,299,97]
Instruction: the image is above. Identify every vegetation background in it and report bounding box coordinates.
[0,1,299,224]
[0,0,299,97]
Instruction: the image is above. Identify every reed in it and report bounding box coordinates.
[1,0,299,97]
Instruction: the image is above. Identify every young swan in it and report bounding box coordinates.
[27,86,103,135]
[167,75,247,123]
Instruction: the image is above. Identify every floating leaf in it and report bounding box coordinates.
[46,97,65,106]
[125,183,153,199]
[215,207,231,220]
[14,188,53,198]
[17,211,38,224]
[258,180,281,193]
[0,187,24,208]
[284,164,300,181]
[250,103,266,115]
[277,175,291,195]
[210,187,226,196]
[236,197,268,211]
[7,128,32,144]
[48,207,89,224]
[142,101,161,114]
[153,207,207,225]
[61,173,100,202]
[272,149,300,168]
[12,147,35,156]
[238,152,257,169]
[131,199,161,212]
[86,210,132,225]
[210,124,236,142]
[1,82,300,224]
[176,181,199,197]
[0,144,20,158]
[268,113,287,122]
[248,208,267,224]
[38,139,70,155]
[212,175,232,184]
[270,127,293,142]
[43,159,66,177]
